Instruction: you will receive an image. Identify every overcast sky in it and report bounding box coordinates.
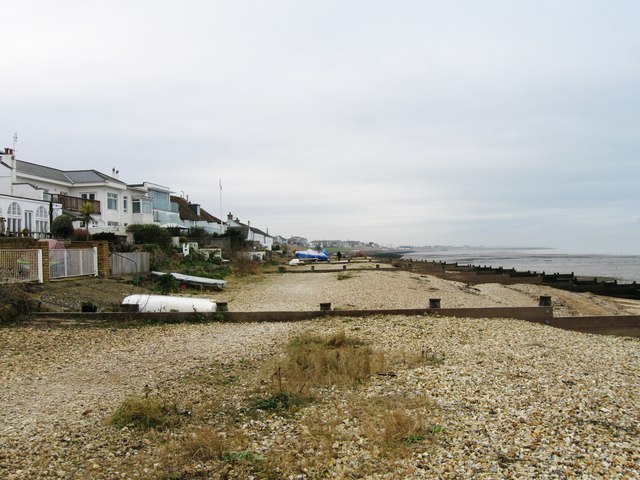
[2,1,639,253]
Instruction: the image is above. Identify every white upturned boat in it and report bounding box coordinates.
[121,294,217,313]
[150,271,227,289]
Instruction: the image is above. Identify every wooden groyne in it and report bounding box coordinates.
[389,258,640,300]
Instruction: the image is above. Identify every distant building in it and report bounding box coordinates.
[170,195,224,234]
[226,213,273,250]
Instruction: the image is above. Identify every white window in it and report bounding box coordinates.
[24,210,33,233]
[107,193,118,210]
[123,195,128,213]
[132,198,153,215]
[107,221,120,226]
[81,193,96,200]
[7,202,22,233]
[35,206,49,233]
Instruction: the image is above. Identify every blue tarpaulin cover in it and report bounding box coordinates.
[294,249,329,261]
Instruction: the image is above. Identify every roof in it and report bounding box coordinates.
[16,160,124,185]
[170,195,221,224]
[228,222,272,237]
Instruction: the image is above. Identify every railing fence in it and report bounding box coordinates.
[0,249,43,283]
[49,248,98,279]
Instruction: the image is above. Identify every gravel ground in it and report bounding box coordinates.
[1,270,638,479]
[217,270,637,317]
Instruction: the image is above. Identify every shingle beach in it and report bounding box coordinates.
[1,270,638,479]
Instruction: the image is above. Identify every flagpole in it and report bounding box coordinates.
[219,177,224,233]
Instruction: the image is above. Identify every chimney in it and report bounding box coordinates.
[227,212,233,220]
[189,203,201,216]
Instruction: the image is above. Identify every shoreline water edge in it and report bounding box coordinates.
[400,248,640,283]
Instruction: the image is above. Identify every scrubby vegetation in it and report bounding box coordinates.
[0,284,40,323]
[104,329,444,479]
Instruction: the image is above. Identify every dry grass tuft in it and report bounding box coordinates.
[356,396,443,452]
[275,329,385,392]
[108,394,184,431]
[181,427,228,461]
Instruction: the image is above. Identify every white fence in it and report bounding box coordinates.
[49,248,98,279]
[0,249,44,284]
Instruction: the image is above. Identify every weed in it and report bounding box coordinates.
[275,330,384,392]
[223,450,264,463]
[181,427,227,461]
[254,392,302,413]
[337,271,354,281]
[220,375,237,385]
[108,394,185,431]
[354,396,443,454]
[394,346,445,368]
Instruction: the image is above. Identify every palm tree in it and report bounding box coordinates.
[78,202,97,234]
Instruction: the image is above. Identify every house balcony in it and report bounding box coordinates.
[47,194,101,214]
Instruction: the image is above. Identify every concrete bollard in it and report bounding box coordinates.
[539,296,552,307]
[429,298,441,309]
[311,265,315,271]
[320,302,332,311]
[216,302,228,312]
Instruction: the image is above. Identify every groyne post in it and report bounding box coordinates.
[539,296,552,307]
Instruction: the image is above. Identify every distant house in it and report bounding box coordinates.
[0,148,155,235]
[288,236,309,247]
[170,195,224,234]
[225,212,273,250]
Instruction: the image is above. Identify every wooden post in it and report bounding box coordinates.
[216,301,229,312]
[539,296,552,307]
[429,298,441,309]
[320,302,332,311]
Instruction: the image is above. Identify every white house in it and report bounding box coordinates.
[0,148,62,236]
[0,148,154,235]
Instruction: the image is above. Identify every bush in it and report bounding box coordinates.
[187,226,207,238]
[51,215,74,238]
[0,285,39,323]
[90,232,118,243]
[153,273,180,293]
[231,254,261,276]
[71,229,89,241]
[128,224,172,250]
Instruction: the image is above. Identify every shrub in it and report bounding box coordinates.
[71,228,89,241]
[51,214,74,238]
[0,285,39,323]
[153,273,180,293]
[187,227,207,239]
[230,254,261,276]
[90,232,118,243]
[128,224,172,250]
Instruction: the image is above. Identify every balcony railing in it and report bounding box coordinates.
[48,194,101,214]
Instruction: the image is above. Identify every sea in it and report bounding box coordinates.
[401,248,640,283]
